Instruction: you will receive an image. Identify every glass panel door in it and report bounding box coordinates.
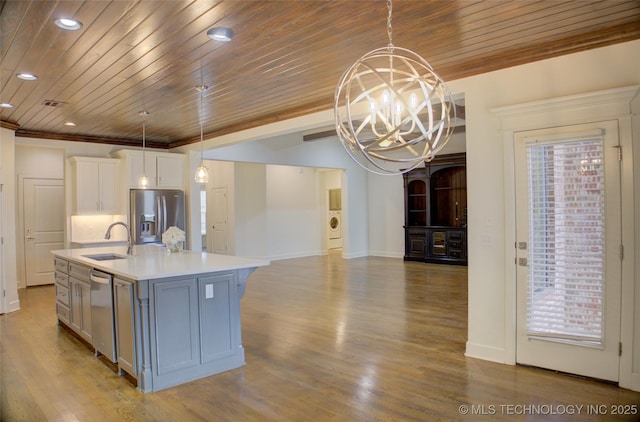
[526,139,604,342]
[515,121,621,382]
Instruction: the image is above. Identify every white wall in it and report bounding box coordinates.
[203,133,370,258]
[446,40,640,390]
[14,145,65,287]
[15,145,65,178]
[366,173,404,258]
[234,162,267,258]
[366,130,468,258]
[219,162,327,261]
[0,127,19,313]
[266,165,321,260]
[632,89,640,388]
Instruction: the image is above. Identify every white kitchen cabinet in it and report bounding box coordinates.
[113,150,184,189]
[155,154,183,188]
[69,157,120,214]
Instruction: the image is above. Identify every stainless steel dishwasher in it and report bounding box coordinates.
[90,269,117,363]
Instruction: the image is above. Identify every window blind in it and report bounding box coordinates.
[526,138,605,343]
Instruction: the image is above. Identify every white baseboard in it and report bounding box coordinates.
[368,250,404,259]
[268,250,324,261]
[629,372,640,392]
[465,341,510,364]
[342,250,368,259]
[7,299,21,313]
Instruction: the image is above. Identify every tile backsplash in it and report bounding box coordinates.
[70,215,128,242]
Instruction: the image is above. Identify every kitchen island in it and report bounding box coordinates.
[51,245,269,392]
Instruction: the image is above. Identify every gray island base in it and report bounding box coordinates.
[52,245,269,392]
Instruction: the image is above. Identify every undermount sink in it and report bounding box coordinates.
[82,253,128,261]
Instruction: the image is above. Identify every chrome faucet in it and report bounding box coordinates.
[104,222,133,255]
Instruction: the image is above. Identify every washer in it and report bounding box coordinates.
[328,210,342,249]
[328,211,341,238]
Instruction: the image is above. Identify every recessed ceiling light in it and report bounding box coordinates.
[17,73,38,81]
[64,121,76,126]
[55,18,83,31]
[207,27,233,42]
[0,103,14,108]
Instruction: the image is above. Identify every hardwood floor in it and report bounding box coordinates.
[1,253,639,421]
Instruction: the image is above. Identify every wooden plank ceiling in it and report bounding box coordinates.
[1,0,639,149]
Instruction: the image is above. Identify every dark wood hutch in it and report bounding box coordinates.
[403,153,467,265]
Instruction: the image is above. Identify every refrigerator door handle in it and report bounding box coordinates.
[156,197,163,238]
[162,195,168,233]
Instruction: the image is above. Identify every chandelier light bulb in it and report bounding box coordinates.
[409,93,418,110]
[381,90,390,105]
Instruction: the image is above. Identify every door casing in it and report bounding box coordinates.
[513,122,621,381]
[23,178,64,286]
[493,85,638,390]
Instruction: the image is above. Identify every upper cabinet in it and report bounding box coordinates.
[113,150,184,189]
[68,157,120,214]
[155,154,184,188]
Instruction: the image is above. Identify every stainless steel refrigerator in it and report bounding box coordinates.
[130,189,186,245]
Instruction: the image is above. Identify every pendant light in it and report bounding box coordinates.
[194,84,209,184]
[138,111,151,188]
[334,0,456,175]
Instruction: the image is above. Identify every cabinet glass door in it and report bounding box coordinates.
[432,232,446,255]
[407,180,427,226]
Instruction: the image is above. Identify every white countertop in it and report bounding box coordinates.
[70,240,128,247]
[52,245,270,281]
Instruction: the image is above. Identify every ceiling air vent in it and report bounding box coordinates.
[42,99,67,107]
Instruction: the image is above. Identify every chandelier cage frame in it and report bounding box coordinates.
[334,0,456,175]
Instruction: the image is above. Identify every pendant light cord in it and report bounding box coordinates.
[142,120,146,170]
[387,0,393,48]
[200,89,204,161]
[194,51,210,183]
[200,56,204,162]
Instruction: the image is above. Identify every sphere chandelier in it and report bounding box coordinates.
[334,0,456,175]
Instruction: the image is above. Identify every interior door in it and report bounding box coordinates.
[514,121,621,382]
[24,178,64,286]
[207,186,228,255]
